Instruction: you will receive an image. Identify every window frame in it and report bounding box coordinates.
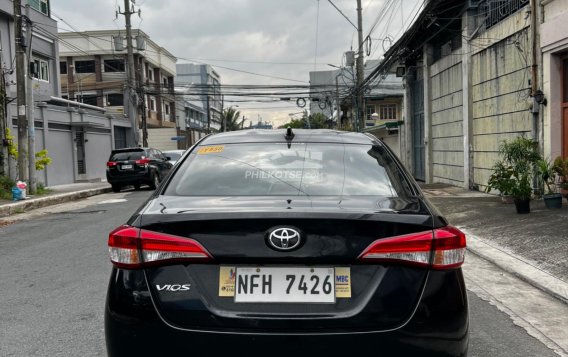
[74,60,96,74]
[103,59,125,73]
[378,104,397,120]
[107,93,124,107]
[31,57,49,82]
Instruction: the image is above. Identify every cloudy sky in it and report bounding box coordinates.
[52,0,423,127]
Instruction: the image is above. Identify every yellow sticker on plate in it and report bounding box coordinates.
[335,267,351,298]
[198,145,224,154]
[219,266,236,297]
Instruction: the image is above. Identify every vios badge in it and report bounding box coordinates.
[267,227,302,251]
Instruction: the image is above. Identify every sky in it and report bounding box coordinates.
[51,0,424,127]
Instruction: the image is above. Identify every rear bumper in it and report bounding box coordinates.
[106,170,151,185]
[105,268,469,357]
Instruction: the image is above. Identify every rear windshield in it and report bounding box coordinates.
[165,143,413,197]
[110,151,145,161]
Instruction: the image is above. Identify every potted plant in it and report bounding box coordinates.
[553,156,568,199]
[490,137,541,214]
[485,161,515,203]
[537,159,562,209]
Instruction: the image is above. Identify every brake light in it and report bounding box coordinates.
[108,226,212,268]
[106,161,118,167]
[358,225,466,270]
[135,158,150,165]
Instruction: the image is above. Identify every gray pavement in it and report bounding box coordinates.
[422,183,568,304]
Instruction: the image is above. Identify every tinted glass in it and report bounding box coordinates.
[165,143,412,197]
[110,151,145,161]
[166,152,182,161]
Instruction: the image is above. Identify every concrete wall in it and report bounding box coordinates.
[430,50,464,186]
[470,11,532,189]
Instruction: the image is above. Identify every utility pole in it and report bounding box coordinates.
[14,0,28,181]
[529,0,539,143]
[139,83,148,147]
[0,51,7,176]
[356,0,364,132]
[335,76,341,125]
[25,4,35,194]
[120,0,139,146]
[206,95,211,133]
[221,95,226,132]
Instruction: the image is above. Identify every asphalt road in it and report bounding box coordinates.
[0,190,561,356]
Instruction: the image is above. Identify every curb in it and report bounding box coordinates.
[0,187,112,217]
[462,228,568,305]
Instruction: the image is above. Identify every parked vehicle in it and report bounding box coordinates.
[106,147,172,192]
[162,149,186,165]
[105,129,469,356]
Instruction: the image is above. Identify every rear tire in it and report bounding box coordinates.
[149,172,160,189]
[111,184,121,193]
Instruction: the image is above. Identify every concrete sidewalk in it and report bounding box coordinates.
[0,182,112,217]
[422,183,568,304]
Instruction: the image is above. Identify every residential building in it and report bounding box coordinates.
[175,63,223,131]
[367,0,553,191]
[361,60,404,158]
[540,0,568,159]
[309,69,348,122]
[174,86,208,146]
[0,0,130,186]
[308,60,404,156]
[58,29,177,150]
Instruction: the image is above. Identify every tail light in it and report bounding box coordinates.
[108,226,212,268]
[106,161,118,167]
[135,158,150,165]
[358,226,466,270]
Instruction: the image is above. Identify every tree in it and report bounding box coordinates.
[278,111,331,129]
[221,107,244,131]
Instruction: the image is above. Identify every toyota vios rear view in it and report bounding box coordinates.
[105,129,469,357]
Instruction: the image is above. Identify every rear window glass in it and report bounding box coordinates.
[165,143,412,197]
[110,151,145,161]
[166,152,182,160]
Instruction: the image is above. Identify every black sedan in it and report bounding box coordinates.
[105,129,469,356]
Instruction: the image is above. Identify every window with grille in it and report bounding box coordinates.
[379,104,397,120]
[480,0,529,29]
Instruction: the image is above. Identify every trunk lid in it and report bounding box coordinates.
[140,196,434,332]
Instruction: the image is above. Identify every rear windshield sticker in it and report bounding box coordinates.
[198,145,225,155]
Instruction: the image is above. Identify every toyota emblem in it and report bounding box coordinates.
[267,227,302,251]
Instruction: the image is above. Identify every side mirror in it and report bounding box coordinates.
[165,156,171,161]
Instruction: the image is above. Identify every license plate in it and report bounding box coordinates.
[234,267,335,303]
[121,164,133,169]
